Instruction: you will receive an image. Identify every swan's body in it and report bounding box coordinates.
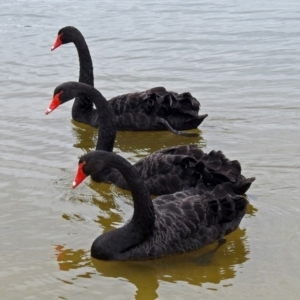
[46,82,255,196]
[51,26,208,135]
[92,144,254,196]
[73,150,250,260]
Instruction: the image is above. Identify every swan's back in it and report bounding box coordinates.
[108,87,205,131]
[53,26,207,132]
[132,145,248,195]
[91,144,254,196]
[114,184,248,260]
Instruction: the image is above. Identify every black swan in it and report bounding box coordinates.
[45,82,255,196]
[51,26,208,136]
[72,150,250,260]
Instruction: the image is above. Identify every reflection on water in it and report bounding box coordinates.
[54,227,249,299]
[71,120,97,153]
[71,119,206,161]
[246,202,257,218]
[56,131,257,299]
[55,246,90,272]
[55,181,256,299]
[61,183,128,232]
[1,0,300,298]
[55,162,256,299]
[55,119,257,299]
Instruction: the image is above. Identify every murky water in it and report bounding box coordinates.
[0,0,299,299]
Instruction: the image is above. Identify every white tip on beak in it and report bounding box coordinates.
[51,45,55,51]
[72,181,77,187]
[45,107,52,115]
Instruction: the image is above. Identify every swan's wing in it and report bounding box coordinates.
[108,87,200,115]
[132,146,254,195]
[107,87,204,131]
[138,188,248,258]
[133,150,201,195]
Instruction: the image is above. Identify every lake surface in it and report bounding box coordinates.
[0,0,299,299]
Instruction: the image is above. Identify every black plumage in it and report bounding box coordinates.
[51,26,208,135]
[46,82,255,196]
[73,150,251,261]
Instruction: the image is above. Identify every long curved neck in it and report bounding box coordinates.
[73,31,94,87]
[72,31,94,114]
[76,84,116,152]
[97,152,155,238]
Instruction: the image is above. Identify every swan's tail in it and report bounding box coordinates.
[231,177,256,195]
[194,150,256,194]
[156,90,207,130]
[109,87,207,133]
[198,175,255,197]
[206,194,248,226]
[195,153,238,185]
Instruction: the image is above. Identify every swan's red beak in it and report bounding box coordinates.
[51,34,63,51]
[72,161,87,188]
[45,92,62,115]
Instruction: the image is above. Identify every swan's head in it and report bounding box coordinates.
[51,26,81,51]
[45,90,62,115]
[45,81,84,115]
[72,151,111,188]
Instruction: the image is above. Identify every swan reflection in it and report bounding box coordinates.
[71,119,206,161]
[60,118,255,298]
[55,227,249,299]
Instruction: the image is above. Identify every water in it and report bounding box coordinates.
[0,0,299,299]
